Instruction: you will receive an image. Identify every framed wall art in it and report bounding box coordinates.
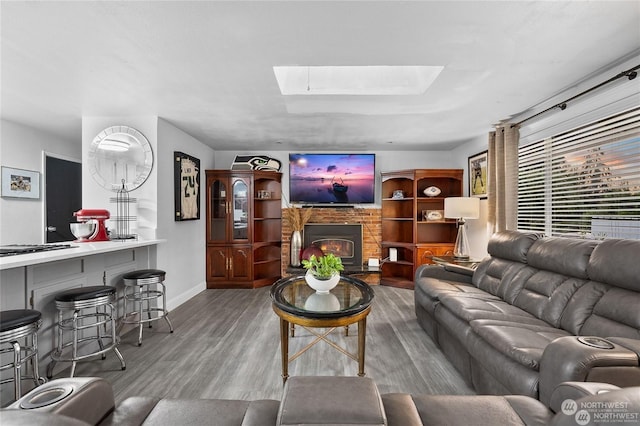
[468,150,488,199]
[174,152,201,221]
[1,166,41,199]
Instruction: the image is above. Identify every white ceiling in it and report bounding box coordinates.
[2,1,639,151]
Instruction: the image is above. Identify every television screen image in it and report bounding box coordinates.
[289,153,376,204]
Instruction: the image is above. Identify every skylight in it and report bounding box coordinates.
[273,65,444,95]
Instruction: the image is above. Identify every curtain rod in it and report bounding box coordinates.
[512,64,639,127]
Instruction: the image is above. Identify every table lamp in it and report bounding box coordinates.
[444,197,480,260]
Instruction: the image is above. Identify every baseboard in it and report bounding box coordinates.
[167,280,206,311]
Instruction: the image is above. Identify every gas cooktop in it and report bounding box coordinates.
[0,244,75,257]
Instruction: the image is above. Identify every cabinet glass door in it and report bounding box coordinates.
[210,179,227,241]
[232,180,249,240]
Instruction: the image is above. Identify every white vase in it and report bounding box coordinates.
[304,271,340,294]
[290,230,302,267]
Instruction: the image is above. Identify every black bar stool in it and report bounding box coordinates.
[0,309,46,401]
[122,269,174,346]
[47,286,125,378]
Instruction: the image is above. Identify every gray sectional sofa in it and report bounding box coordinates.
[415,230,640,403]
[3,376,640,425]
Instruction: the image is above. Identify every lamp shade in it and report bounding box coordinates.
[444,197,480,219]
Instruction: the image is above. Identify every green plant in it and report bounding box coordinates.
[301,253,344,280]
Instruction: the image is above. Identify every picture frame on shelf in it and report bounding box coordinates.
[174,151,201,221]
[1,166,40,199]
[468,150,488,198]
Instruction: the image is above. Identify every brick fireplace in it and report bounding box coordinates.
[281,207,382,276]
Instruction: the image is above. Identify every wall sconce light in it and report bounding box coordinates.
[444,197,480,260]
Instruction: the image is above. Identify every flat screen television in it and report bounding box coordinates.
[289,153,376,204]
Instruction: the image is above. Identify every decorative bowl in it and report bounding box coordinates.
[423,186,442,197]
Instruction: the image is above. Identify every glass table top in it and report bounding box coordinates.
[270,275,375,319]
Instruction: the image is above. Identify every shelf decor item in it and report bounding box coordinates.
[302,253,344,293]
[444,197,480,259]
[285,207,313,267]
[423,186,441,197]
[426,210,444,221]
[291,230,303,267]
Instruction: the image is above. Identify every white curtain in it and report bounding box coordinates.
[487,124,519,234]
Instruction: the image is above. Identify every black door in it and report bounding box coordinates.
[46,156,82,242]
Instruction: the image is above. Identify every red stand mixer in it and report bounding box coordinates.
[71,209,111,242]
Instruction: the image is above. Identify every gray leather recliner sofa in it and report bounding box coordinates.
[2,376,640,425]
[414,230,640,403]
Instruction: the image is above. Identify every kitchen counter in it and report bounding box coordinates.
[0,239,165,270]
[0,238,165,383]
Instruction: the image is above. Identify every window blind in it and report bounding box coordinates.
[518,107,640,239]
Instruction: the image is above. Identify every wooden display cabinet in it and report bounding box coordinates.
[381,169,463,288]
[205,170,282,288]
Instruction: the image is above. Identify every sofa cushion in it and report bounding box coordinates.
[471,231,541,300]
[486,230,541,263]
[527,237,597,279]
[473,258,531,299]
[580,286,640,339]
[415,277,496,301]
[471,319,572,370]
[512,272,587,327]
[587,239,640,291]
[439,294,542,324]
[386,394,551,426]
[133,399,279,426]
[277,377,386,426]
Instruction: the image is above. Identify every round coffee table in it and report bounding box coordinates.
[270,274,375,383]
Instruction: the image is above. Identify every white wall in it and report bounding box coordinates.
[82,117,159,240]
[0,119,80,244]
[156,118,215,309]
[81,117,215,310]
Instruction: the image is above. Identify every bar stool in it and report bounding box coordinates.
[122,269,174,346]
[47,286,125,378]
[0,309,46,401]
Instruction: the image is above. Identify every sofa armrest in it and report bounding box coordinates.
[550,386,640,426]
[414,264,473,284]
[548,382,621,414]
[6,378,114,425]
[539,336,639,406]
[608,336,640,356]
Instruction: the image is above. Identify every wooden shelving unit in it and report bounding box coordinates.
[205,170,282,289]
[380,169,463,288]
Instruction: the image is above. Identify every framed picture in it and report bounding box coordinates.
[425,210,445,222]
[174,152,201,221]
[468,150,488,198]
[1,166,40,199]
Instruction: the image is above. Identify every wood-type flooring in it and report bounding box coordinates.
[57,285,474,403]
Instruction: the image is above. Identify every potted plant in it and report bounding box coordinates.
[301,253,344,293]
